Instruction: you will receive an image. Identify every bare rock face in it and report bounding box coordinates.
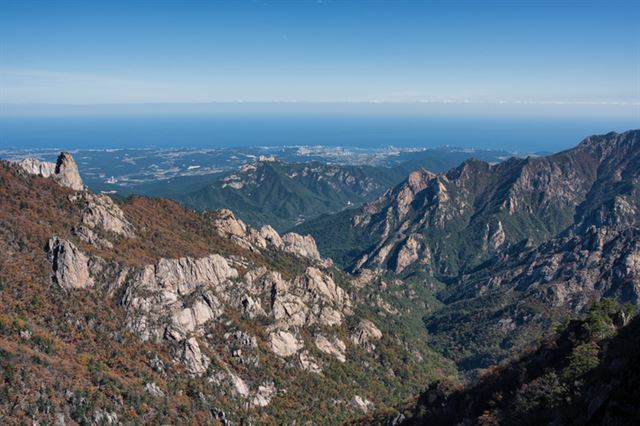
[42,199,351,385]
[394,234,423,273]
[136,254,237,296]
[350,319,383,351]
[47,237,94,290]
[282,232,322,260]
[213,209,248,239]
[462,228,640,310]
[252,383,276,407]
[54,152,84,191]
[314,334,347,363]
[258,225,283,248]
[122,254,236,342]
[210,209,331,266]
[14,157,56,177]
[181,337,210,375]
[14,152,84,191]
[78,193,135,238]
[490,221,506,249]
[117,248,351,370]
[270,266,351,331]
[229,373,250,397]
[299,350,322,374]
[240,294,266,319]
[348,131,640,276]
[304,267,347,303]
[351,395,374,413]
[351,268,379,288]
[71,225,114,249]
[269,330,303,357]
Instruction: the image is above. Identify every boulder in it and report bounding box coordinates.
[181,337,210,375]
[351,395,373,413]
[79,193,135,238]
[252,383,276,407]
[258,225,283,248]
[299,350,322,374]
[229,373,250,397]
[144,382,165,398]
[47,237,94,290]
[269,330,303,357]
[350,319,383,351]
[212,209,248,239]
[314,334,346,363]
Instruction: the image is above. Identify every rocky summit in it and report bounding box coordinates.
[1,131,640,425]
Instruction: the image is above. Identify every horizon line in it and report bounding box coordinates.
[2,100,639,107]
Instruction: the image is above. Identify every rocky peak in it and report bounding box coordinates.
[257,155,278,162]
[281,232,322,260]
[14,151,84,191]
[576,130,640,161]
[54,152,84,191]
[406,168,435,192]
[212,208,248,238]
[211,208,329,264]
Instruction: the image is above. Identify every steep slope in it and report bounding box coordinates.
[297,130,640,371]
[381,300,639,426]
[179,159,406,231]
[422,131,640,369]
[0,154,455,424]
[300,131,639,276]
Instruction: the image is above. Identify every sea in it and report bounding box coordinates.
[1,114,638,153]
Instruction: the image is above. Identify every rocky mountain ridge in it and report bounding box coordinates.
[354,131,638,276]
[179,158,408,231]
[302,131,639,278]
[0,152,454,424]
[296,130,640,371]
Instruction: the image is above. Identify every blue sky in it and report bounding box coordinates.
[0,0,639,113]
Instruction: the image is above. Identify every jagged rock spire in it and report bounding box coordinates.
[54,152,84,191]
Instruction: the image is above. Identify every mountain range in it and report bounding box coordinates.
[100,147,512,232]
[1,130,639,424]
[298,130,640,369]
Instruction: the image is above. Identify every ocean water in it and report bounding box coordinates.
[1,114,638,153]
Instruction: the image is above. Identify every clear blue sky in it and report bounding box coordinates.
[1,0,639,111]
